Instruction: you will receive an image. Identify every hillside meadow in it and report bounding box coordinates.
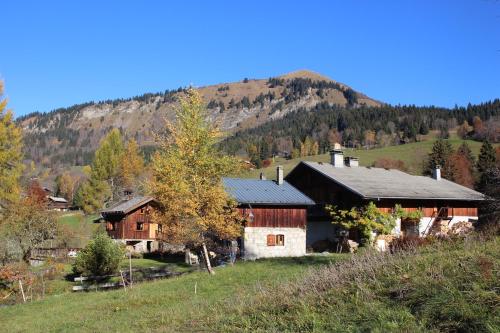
[245,137,490,180]
[1,235,498,332]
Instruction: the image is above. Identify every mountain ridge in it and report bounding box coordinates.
[19,70,382,167]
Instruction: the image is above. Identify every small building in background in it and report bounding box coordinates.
[99,196,162,253]
[47,196,70,211]
[223,166,315,260]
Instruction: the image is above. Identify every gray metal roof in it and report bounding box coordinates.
[223,178,315,206]
[297,161,485,201]
[101,196,155,215]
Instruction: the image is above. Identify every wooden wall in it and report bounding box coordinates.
[238,206,307,228]
[377,203,478,217]
[106,203,159,240]
[286,163,480,219]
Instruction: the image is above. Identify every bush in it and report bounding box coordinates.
[72,233,124,277]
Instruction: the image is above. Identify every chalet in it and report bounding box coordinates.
[99,196,162,253]
[285,149,485,246]
[47,196,70,211]
[223,166,315,260]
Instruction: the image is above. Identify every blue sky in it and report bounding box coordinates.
[1,0,499,117]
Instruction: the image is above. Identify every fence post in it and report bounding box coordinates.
[129,251,133,287]
[19,280,26,303]
[119,270,127,292]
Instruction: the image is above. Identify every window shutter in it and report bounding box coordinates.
[267,234,275,246]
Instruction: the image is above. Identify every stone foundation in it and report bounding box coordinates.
[242,227,306,260]
[115,239,160,253]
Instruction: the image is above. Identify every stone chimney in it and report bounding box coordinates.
[276,165,284,185]
[344,156,359,167]
[433,166,441,181]
[259,172,266,180]
[330,149,344,168]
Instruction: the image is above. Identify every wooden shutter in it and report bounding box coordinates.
[267,234,275,246]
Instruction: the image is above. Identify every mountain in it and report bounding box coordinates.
[18,70,382,167]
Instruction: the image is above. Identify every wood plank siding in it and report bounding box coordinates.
[378,206,478,217]
[238,206,307,228]
[105,203,160,240]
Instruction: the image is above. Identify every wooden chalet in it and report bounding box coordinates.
[223,166,315,260]
[47,196,70,211]
[99,196,162,253]
[285,150,485,246]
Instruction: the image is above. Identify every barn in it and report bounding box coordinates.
[99,196,162,253]
[223,166,315,260]
[47,196,70,211]
[285,149,485,246]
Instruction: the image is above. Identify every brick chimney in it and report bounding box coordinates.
[330,149,344,168]
[276,166,284,185]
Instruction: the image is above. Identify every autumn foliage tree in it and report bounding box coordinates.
[149,89,242,274]
[27,179,48,204]
[0,81,23,206]
[121,139,144,189]
[0,197,58,263]
[55,172,77,203]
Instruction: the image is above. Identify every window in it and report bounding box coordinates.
[158,224,163,233]
[401,218,419,237]
[267,234,285,246]
[140,207,145,214]
[108,222,117,231]
[136,222,144,231]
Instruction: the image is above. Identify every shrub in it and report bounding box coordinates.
[72,233,124,277]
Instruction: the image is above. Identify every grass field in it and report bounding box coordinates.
[0,255,343,332]
[244,138,490,180]
[1,235,498,332]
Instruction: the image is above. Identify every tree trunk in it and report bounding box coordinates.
[201,242,215,275]
[22,248,31,264]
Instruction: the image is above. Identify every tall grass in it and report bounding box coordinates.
[206,234,500,332]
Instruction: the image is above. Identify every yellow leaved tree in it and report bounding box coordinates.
[121,138,144,189]
[149,89,242,274]
[0,81,23,207]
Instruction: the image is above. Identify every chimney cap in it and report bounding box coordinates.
[330,149,343,154]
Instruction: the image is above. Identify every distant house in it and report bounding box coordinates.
[47,196,69,211]
[223,166,315,260]
[285,149,485,246]
[99,196,162,253]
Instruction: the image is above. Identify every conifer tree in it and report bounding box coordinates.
[477,140,496,174]
[425,139,453,178]
[75,129,125,213]
[149,89,242,274]
[0,81,23,206]
[476,140,497,192]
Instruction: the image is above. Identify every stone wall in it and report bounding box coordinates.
[242,227,306,260]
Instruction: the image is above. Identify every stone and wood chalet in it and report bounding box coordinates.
[285,149,485,247]
[223,166,315,260]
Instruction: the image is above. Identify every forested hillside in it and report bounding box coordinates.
[17,70,380,168]
[221,99,500,166]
